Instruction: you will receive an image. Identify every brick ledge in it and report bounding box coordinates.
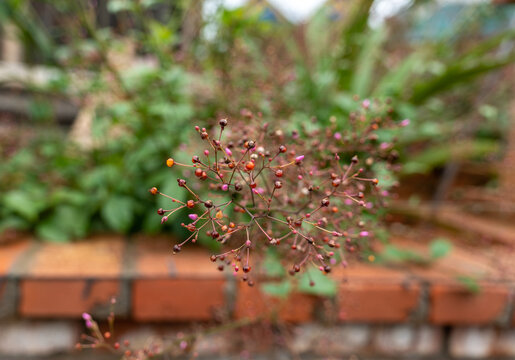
[0,234,514,325]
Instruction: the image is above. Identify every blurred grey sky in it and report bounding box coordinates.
[204,0,489,25]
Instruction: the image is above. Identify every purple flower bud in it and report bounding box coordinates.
[225,148,232,157]
[295,155,305,163]
[188,214,198,221]
[362,99,370,109]
[82,312,92,321]
[85,320,93,328]
[400,118,410,127]
[221,184,229,191]
[334,132,342,140]
[246,240,251,247]
[380,142,391,150]
[180,340,188,350]
[330,258,337,265]
[359,231,369,237]
[204,149,209,156]
[161,216,168,224]
[256,187,265,194]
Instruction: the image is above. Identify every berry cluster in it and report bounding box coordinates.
[150,105,402,285]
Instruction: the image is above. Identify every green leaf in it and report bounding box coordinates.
[263,248,285,277]
[380,244,425,264]
[409,54,515,104]
[351,28,387,97]
[371,162,396,189]
[36,205,89,242]
[36,220,70,243]
[3,190,45,221]
[0,216,29,233]
[429,238,452,259]
[298,267,337,297]
[456,276,481,294]
[261,280,292,299]
[262,248,285,278]
[101,196,134,232]
[107,0,134,13]
[403,139,499,175]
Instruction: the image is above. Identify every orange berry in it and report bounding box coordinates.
[166,158,174,167]
[149,187,158,195]
[187,200,195,208]
[245,161,255,171]
[216,210,223,219]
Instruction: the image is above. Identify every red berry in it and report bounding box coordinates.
[245,161,255,171]
[149,187,158,195]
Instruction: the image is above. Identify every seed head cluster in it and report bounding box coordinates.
[150,105,403,285]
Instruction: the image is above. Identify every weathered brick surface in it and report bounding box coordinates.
[133,279,226,321]
[18,237,125,317]
[430,284,509,324]
[0,239,31,275]
[0,239,31,318]
[27,236,124,278]
[135,237,223,278]
[234,282,315,323]
[20,279,121,317]
[338,282,420,323]
[133,237,226,321]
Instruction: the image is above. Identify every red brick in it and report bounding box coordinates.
[0,238,31,275]
[28,236,124,277]
[135,236,222,278]
[20,279,120,317]
[132,279,225,321]
[19,236,124,317]
[430,283,509,325]
[338,282,420,323]
[234,282,315,323]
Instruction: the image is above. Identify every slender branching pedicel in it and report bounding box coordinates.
[150,107,403,285]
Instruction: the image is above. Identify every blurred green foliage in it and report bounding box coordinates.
[0,0,193,241]
[0,0,514,243]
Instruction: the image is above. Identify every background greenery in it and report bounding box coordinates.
[0,0,513,242]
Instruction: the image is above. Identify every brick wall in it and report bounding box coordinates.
[1,235,515,358]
